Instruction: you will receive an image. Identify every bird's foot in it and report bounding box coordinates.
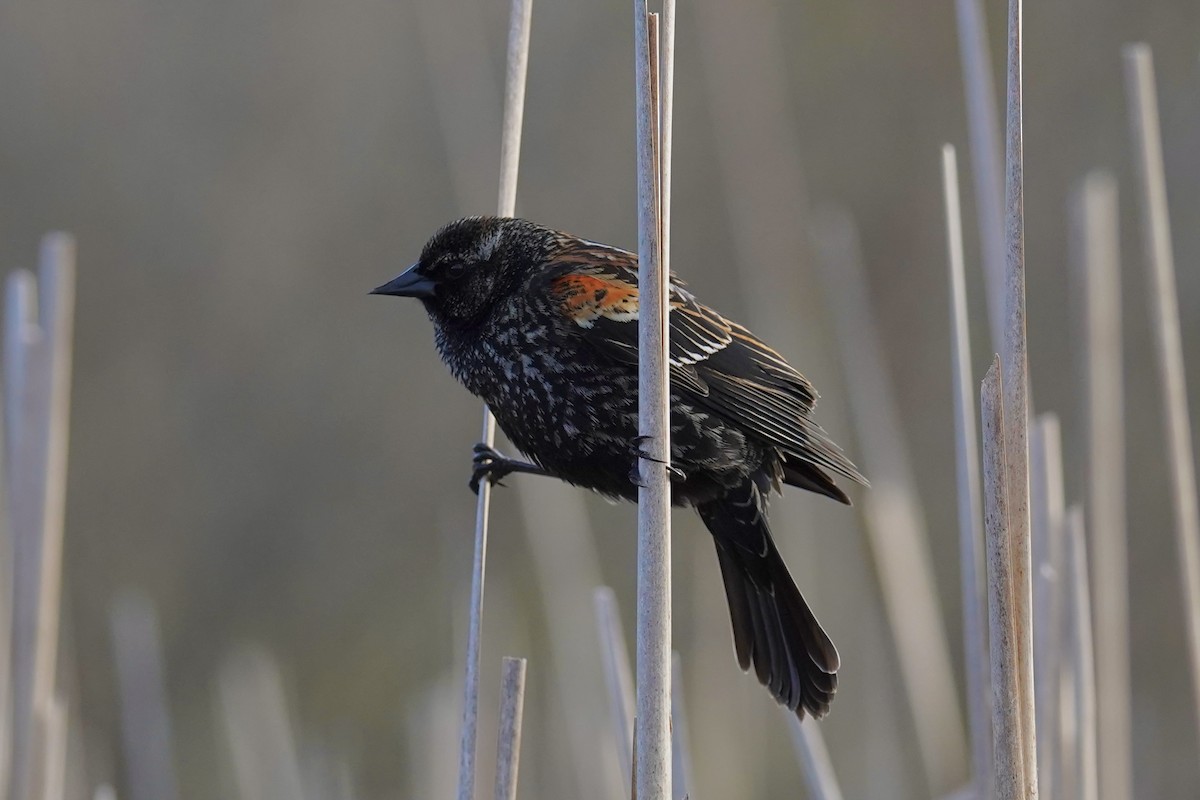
[469,443,554,494]
[470,443,518,494]
[631,435,686,484]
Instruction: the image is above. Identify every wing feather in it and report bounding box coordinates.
[540,245,864,486]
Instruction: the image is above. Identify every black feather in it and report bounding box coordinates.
[380,216,865,719]
[699,479,839,718]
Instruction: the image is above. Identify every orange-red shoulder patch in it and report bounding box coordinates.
[552,273,640,327]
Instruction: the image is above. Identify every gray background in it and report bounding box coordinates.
[0,0,1197,797]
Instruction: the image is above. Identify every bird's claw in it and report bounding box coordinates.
[628,465,647,489]
[628,461,686,487]
[470,443,515,494]
[632,437,686,484]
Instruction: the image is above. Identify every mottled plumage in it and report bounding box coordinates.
[373,216,866,718]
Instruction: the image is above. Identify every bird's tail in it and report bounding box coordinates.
[697,480,840,719]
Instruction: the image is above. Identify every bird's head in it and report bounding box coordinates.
[372,216,550,329]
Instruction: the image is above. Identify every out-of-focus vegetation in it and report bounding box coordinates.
[0,0,1196,797]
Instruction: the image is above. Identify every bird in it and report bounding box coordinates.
[372,216,866,719]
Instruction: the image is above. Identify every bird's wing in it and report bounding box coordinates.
[540,250,864,485]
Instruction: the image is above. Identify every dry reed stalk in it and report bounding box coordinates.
[456,1,532,798]
[460,299,495,799]
[4,234,75,800]
[1,270,36,800]
[299,738,360,800]
[1028,415,1064,800]
[1000,2,1037,793]
[954,0,1007,352]
[659,0,675,270]
[634,4,672,799]
[669,653,692,800]
[31,235,74,742]
[37,693,65,800]
[0,490,8,799]
[944,143,994,798]
[594,586,635,789]
[1064,508,1098,800]
[813,207,967,794]
[3,272,36,467]
[416,0,613,791]
[216,646,306,800]
[493,657,527,800]
[788,717,844,800]
[1123,42,1200,761]
[515,482,622,799]
[496,0,532,219]
[1069,169,1131,800]
[3,267,37,800]
[110,592,181,800]
[981,357,1023,800]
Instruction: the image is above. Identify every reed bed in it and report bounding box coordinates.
[0,1,1196,799]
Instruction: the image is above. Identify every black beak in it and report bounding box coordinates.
[370,263,437,298]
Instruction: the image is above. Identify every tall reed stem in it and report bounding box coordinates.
[633,4,672,797]
[456,2,532,798]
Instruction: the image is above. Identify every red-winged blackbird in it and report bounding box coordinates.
[373,216,866,719]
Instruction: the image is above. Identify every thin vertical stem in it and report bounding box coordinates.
[1001,1,1037,794]
[944,144,993,798]
[1070,169,1132,800]
[31,233,74,740]
[669,654,692,800]
[1064,508,1098,800]
[2,272,36,474]
[788,717,845,800]
[462,400,495,800]
[814,207,968,794]
[594,587,635,790]
[982,357,1024,800]
[497,0,533,219]
[493,657,527,800]
[954,0,1007,353]
[416,0,608,791]
[37,693,66,800]
[659,0,675,275]
[2,270,37,800]
[5,234,75,800]
[634,2,671,799]
[0,437,7,800]
[1029,414,1064,800]
[110,592,182,800]
[1123,42,1200,758]
[515,480,622,799]
[217,646,307,800]
[457,2,532,798]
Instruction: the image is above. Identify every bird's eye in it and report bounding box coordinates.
[445,262,467,279]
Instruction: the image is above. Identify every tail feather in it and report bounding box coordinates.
[699,479,839,719]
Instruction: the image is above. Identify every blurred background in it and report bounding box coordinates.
[0,0,1197,797]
